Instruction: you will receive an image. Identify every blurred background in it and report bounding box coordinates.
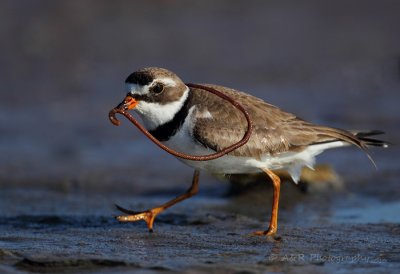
[1,2,400,272]
[0,0,399,193]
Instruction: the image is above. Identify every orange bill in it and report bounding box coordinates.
[122,95,138,110]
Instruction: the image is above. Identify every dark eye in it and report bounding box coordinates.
[151,83,164,94]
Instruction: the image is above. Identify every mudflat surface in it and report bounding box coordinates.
[1,1,400,273]
[1,172,400,273]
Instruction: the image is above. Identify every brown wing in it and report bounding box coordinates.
[190,84,366,158]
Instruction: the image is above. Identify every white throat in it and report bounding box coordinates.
[135,87,189,130]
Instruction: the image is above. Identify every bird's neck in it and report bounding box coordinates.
[136,88,192,141]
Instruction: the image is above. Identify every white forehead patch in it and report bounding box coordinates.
[125,83,146,94]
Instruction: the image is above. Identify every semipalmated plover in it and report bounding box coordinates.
[112,67,387,236]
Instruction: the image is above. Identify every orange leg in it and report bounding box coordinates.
[115,170,200,232]
[252,168,281,236]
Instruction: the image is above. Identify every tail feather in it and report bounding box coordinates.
[311,128,389,168]
[353,130,385,138]
[353,130,389,148]
[312,129,389,148]
[315,126,368,150]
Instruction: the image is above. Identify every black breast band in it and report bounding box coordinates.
[148,93,192,142]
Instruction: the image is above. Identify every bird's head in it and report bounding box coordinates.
[118,67,189,130]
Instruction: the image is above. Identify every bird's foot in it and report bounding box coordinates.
[251,230,275,236]
[115,204,163,232]
[250,226,281,240]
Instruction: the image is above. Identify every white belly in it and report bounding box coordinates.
[179,153,266,174]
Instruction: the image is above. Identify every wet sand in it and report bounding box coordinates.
[1,167,400,273]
